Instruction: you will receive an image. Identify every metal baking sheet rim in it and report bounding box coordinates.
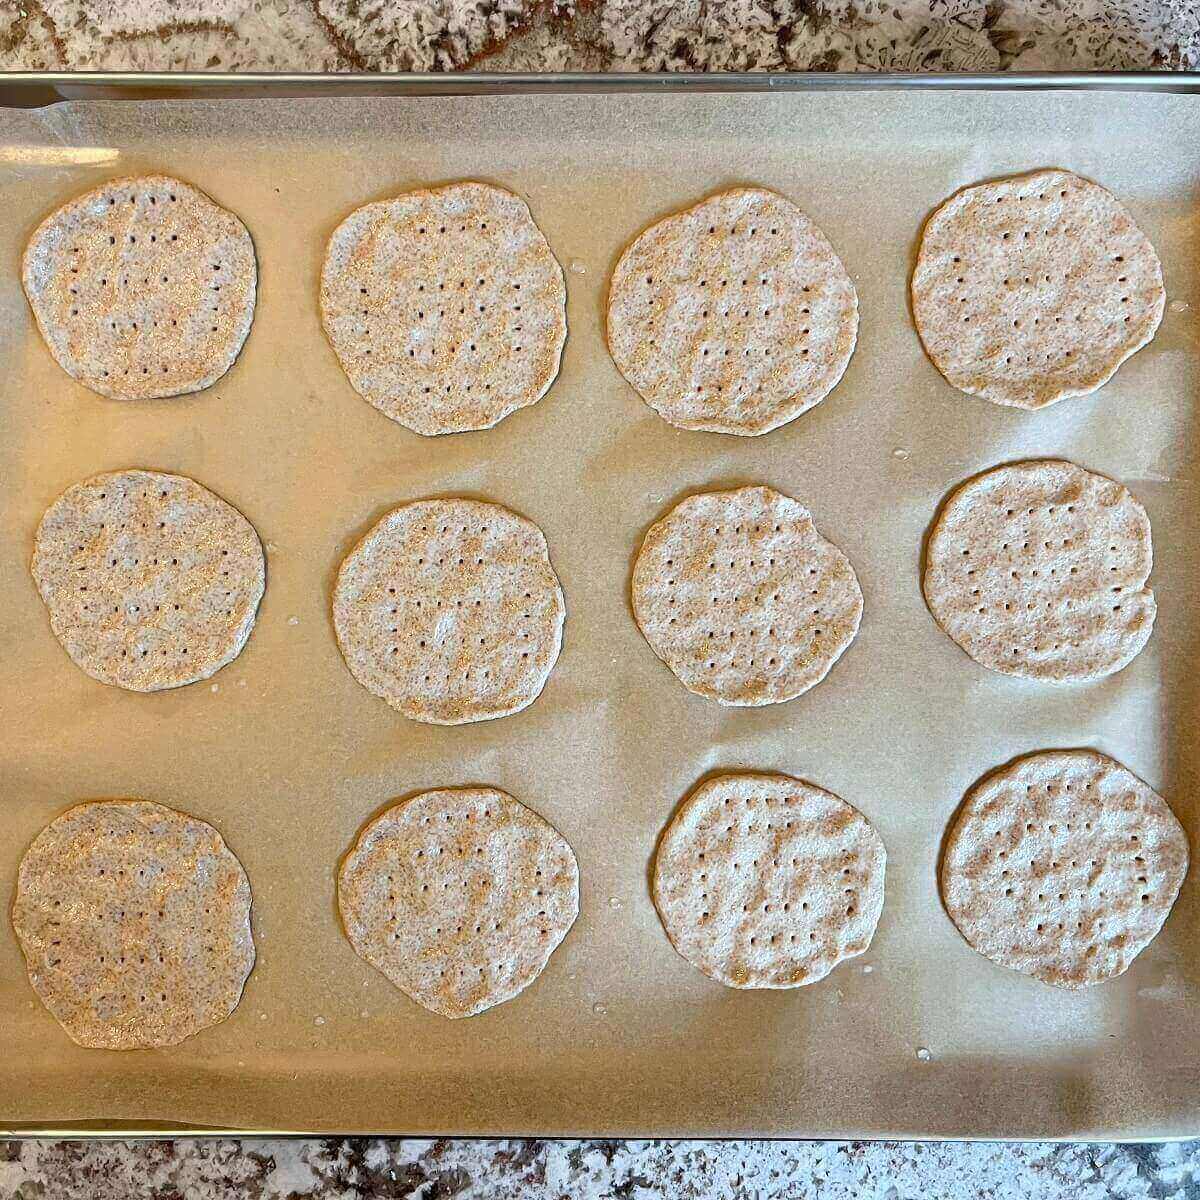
[0,69,1199,105]
[10,1127,1200,1143]
[0,73,1198,1143]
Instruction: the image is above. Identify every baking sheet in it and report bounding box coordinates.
[0,88,1198,1140]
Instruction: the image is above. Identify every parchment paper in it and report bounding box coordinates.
[0,90,1198,1139]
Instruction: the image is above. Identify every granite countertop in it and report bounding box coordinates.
[2,3,1199,1197]
[2,1137,1199,1198]
[0,0,1195,72]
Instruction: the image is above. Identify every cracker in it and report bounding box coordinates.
[941,750,1188,988]
[32,469,266,692]
[338,787,578,1018]
[22,174,257,400]
[632,486,862,705]
[320,181,567,436]
[607,187,858,435]
[653,772,885,989]
[912,169,1164,409]
[12,800,254,1049]
[923,460,1155,683]
[333,498,564,724]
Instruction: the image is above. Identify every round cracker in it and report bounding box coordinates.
[32,469,266,692]
[320,181,567,436]
[632,486,862,705]
[653,772,885,989]
[338,787,578,1019]
[333,498,564,725]
[606,187,858,436]
[22,174,257,400]
[912,169,1164,410]
[941,750,1188,988]
[12,800,254,1049]
[923,460,1155,683]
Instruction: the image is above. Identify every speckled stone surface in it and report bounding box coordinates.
[3,2,1199,1194]
[3,1137,1200,1197]
[0,0,1196,71]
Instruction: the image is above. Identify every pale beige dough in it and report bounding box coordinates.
[941,750,1188,988]
[333,497,564,724]
[23,174,257,399]
[321,181,566,435]
[13,800,254,1049]
[607,187,858,435]
[912,169,1164,409]
[338,787,578,1018]
[632,485,862,705]
[32,469,266,692]
[653,772,885,988]
[923,459,1155,683]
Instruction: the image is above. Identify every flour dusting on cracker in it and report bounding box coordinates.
[32,469,265,692]
[942,750,1187,988]
[654,772,885,988]
[632,485,862,705]
[608,187,858,435]
[912,169,1163,409]
[321,182,566,435]
[13,800,254,1049]
[333,497,564,724]
[924,460,1154,682]
[339,787,578,1018]
[23,174,256,399]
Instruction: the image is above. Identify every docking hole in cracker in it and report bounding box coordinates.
[333,497,565,724]
[941,749,1188,988]
[923,459,1155,683]
[22,174,257,400]
[653,772,885,988]
[32,469,266,692]
[912,169,1164,409]
[338,787,579,1018]
[13,800,255,1049]
[632,485,862,705]
[607,187,858,435]
[320,181,567,436]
